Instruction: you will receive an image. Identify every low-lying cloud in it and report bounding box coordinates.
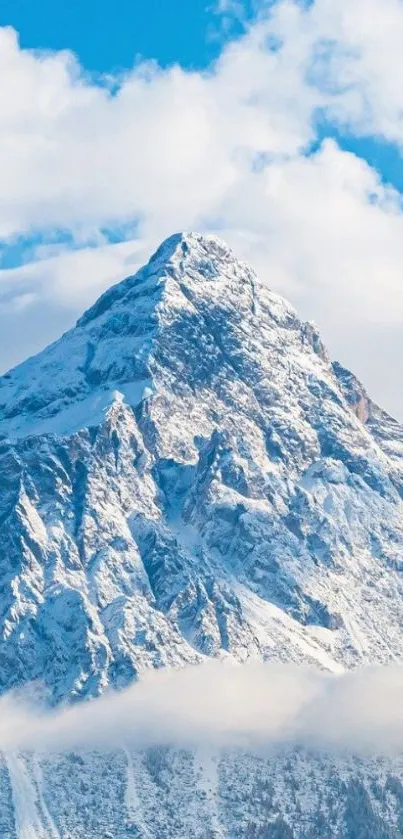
[2,661,403,758]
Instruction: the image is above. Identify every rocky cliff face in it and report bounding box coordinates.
[1,233,403,836]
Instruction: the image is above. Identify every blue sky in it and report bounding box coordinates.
[2,0,403,417]
[314,123,403,196]
[0,0,252,71]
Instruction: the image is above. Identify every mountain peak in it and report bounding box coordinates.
[0,231,381,458]
[77,231,242,330]
[149,231,235,265]
[0,231,262,439]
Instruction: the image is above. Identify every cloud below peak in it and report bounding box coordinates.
[3,661,403,759]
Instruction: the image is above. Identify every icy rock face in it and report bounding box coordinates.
[1,232,403,702]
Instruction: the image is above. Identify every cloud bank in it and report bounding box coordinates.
[2,661,403,758]
[2,1,403,414]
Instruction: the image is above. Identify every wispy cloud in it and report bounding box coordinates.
[2,661,403,757]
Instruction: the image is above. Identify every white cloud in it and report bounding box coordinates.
[2,661,403,757]
[0,24,308,241]
[0,240,149,309]
[284,0,403,143]
[2,2,403,414]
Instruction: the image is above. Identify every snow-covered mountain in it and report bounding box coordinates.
[1,232,403,837]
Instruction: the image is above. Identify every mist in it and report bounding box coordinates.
[1,661,403,757]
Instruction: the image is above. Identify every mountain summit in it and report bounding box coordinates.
[1,234,403,836]
[0,231,295,441]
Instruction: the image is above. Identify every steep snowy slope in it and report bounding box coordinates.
[1,232,403,706]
